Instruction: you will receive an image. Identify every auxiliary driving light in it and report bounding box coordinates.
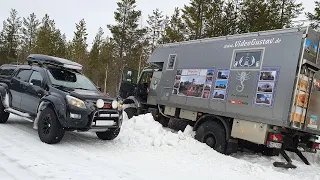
[96,99,104,108]
[112,100,118,109]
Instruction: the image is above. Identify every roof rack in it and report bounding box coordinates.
[27,54,83,71]
[9,62,24,65]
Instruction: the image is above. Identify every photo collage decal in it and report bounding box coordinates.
[307,79,320,129]
[291,74,312,127]
[172,69,215,99]
[212,69,230,101]
[305,39,318,58]
[253,67,280,108]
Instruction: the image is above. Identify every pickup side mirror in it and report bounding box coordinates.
[30,79,42,87]
[97,86,102,91]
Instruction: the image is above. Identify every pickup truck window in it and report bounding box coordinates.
[47,68,97,91]
[29,71,43,87]
[0,66,15,77]
[16,69,32,82]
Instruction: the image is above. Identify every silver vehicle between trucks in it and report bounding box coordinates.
[119,26,320,168]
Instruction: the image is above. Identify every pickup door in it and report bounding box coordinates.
[10,68,32,110]
[20,70,46,115]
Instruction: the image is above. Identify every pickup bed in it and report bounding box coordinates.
[0,54,123,144]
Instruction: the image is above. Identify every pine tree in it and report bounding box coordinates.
[88,27,104,83]
[146,8,167,52]
[182,0,210,40]
[307,1,320,29]
[238,0,271,33]
[100,38,117,95]
[203,0,224,38]
[221,0,239,36]
[0,9,22,63]
[20,13,40,59]
[33,14,67,57]
[70,19,88,66]
[160,7,185,43]
[267,0,303,28]
[107,0,146,92]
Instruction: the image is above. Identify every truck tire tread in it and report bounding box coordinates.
[168,118,189,131]
[124,107,137,119]
[195,120,227,154]
[96,128,120,140]
[38,107,65,144]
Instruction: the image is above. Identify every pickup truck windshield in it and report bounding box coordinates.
[47,68,97,91]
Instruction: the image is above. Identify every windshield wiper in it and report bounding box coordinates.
[52,84,74,90]
[74,87,91,90]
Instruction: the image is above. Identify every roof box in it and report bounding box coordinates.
[27,54,83,70]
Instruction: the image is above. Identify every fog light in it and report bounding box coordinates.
[70,113,81,119]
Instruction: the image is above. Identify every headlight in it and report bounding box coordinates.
[66,95,86,109]
[111,100,118,109]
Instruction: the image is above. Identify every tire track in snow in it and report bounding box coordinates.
[0,117,144,180]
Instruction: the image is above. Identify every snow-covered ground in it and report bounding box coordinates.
[0,113,319,180]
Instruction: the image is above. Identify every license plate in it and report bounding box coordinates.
[95,121,115,126]
[267,141,282,149]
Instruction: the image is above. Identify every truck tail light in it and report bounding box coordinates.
[269,133,283,142]
[312,142,320,150]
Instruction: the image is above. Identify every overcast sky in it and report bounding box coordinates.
[0,0,315,46]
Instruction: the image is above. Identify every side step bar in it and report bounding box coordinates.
[5,108,34,122]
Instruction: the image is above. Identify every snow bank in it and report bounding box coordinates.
[0,113,319,180]
[113,113,309,180]
[117,113,196,149]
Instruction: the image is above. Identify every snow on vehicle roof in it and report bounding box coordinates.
[27,54,83,70]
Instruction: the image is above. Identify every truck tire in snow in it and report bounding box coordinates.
[96,128,120,140]
[195,120,227,154]
[168,118,189,131]
[0,103,9,123]
[38,107,65,144]
[124,107,137,119]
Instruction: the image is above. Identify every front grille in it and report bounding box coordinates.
[90,109,119,128]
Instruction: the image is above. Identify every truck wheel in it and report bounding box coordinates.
[124,107,137,119]
[96,128,120,140]
[195,120,227,154]
[168,118,189,131]
[157,116,169,127]
[38,107,65,144]
[0,103,9,123]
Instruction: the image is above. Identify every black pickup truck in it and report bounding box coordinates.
[0,54,123,144]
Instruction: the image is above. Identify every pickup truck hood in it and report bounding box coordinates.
[54,87,115,102]
[70,89,115,102]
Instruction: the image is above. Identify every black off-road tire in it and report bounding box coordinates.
[168,118,189,131]
[96,128,120,140]
[0,103,9,124]
[38,107,65,144]
[124,107,137,119]
[195,120,227,154]
[157,116,169,127]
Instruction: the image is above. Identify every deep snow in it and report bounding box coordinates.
[0,113,319,180]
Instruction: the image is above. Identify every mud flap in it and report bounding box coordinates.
[33,101,47,130]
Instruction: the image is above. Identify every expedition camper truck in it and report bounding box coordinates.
[119,26,320,168]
